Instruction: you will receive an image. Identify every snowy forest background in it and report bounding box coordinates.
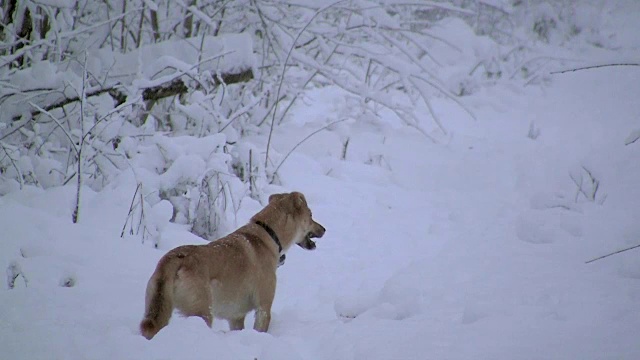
[1,0,639,359]
[1,0,619,239]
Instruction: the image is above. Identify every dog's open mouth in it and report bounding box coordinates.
[297,232,320,250]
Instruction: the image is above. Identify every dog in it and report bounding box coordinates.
[140,191,325,340]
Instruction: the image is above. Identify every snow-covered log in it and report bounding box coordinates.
[2,33,255,124]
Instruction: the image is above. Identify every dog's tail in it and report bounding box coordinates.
[140,254,182,340]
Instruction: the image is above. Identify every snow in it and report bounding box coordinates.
[2,2,640,360]
[95,32,254,83]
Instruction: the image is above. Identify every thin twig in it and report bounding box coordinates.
[341,137,350,160]
[586,243,640,264]
[248,148,256,198]
[272,118,348,177]
[72,53,89,224]
[581,166,599,201]
[625,130,640,146]
[0,142,23,189]
[28,103,79,155]
[121,183,142,238]
[6,261,28,289]
[569,172,589,202]
[551,63,640,75]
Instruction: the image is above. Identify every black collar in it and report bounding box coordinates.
[255,220,286,266]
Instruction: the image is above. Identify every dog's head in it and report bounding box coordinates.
[268,192,325,250]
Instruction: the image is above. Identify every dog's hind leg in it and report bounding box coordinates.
[174,275,214,328]
[253,273,275,332]
[228,317,245,331]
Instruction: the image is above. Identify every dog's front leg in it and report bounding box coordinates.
[253,308,271,332]
[228,317,245,331]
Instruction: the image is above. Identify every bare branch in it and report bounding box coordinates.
[586,243,640,264]
[28,102,79,155]
[272,118,348,178]
[551,63,640,75]
[264,0,347,170]
[0,142,23,189]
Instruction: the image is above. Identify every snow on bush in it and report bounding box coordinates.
[121,131,267,241]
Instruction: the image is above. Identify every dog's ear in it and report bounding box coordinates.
[269,193,286,203]
[290,192,307,211]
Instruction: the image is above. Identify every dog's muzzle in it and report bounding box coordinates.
[297,224,326,250]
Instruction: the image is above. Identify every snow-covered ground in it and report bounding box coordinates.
[2,2,639,360]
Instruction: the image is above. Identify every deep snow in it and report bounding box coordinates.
[2,2,640,360]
